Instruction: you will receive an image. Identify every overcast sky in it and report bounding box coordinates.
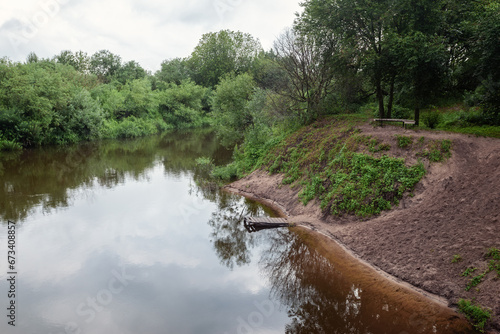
[0,0,303,72]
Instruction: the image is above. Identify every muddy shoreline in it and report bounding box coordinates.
[224,125,500,333]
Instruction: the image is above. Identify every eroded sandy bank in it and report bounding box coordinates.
[225,124,500,332]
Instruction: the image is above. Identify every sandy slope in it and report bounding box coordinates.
[226,123,500,332]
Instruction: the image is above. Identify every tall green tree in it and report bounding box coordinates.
[390,0,448,125]
[157,81,207,128]
[114,60,147,85]
[54,50,91,73]
[297,0,393,118]
[473,0,500,118]
[188,30,262,87]
[155,58,191,87]
[393,32,447,125]
[210,73,256,146]
[89,50,122,83]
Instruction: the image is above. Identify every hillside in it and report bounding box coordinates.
[226,117,500,332]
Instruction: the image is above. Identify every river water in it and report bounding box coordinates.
[0,130,474,334]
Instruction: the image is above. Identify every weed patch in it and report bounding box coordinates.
[460,247,500,293]
[462,267,477,277]
[367,137,391,153]
[457,299,491,333]
[419,139,452,162]
[395,135,413,148]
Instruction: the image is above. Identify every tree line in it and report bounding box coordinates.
[1,0,499,152]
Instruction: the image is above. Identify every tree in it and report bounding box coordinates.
[210,73,256,146]
[390,0,448,125]
[54,50,90,73]
[89,50,122,83]
[157,81,207,128]
[114,60,147,85]
[26,52,39,64]
[273,28,334,124]
[394,32,447,125]
[120,78,157,118]
[155,58,191,87]
[297,0,393,119]
[188,30,262,87]
[250,51,289,92]
[473,0,500,118]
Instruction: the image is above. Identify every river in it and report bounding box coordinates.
[0,130,474,334]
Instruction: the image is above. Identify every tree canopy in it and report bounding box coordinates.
[188,29,263,87]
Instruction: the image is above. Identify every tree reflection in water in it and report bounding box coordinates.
[260,229,368,334]
[206,191,274,270]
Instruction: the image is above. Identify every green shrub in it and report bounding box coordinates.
[423,110,441,129]
[0,139,22,151]
[391,104,412,119]
[157,81,208,128]
[457,299,491,332]
[212,163,239,181]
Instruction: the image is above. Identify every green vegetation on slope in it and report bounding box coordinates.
[211,115,456,218]
[260,117,426,217]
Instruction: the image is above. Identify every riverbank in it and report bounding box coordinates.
[225,121,500,332]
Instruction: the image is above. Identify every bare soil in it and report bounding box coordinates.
[226,123,500,332]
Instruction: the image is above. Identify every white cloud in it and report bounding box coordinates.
[0,0,302,71]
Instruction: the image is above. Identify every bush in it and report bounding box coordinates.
[423,110,441,129]
[102,117,170,139]
[212,163,239,181]
[457,299,491,332]
[157,81,208,128]
[0,138,22,151]
[210,73,256,146]
[391,104,412,119]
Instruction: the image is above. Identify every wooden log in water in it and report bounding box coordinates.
[243,216,294,232]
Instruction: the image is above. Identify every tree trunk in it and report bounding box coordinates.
[376,82,385,119]
[414,105,420,126]
[387,74,395,119]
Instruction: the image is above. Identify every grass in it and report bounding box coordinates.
[457,299,492,333]
[452,254,463,263]
[420,105,500,138]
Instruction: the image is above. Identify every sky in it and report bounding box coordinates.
[0,0,303,72]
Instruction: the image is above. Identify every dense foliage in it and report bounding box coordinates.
[0,51,209,149]
[1,1,499,152]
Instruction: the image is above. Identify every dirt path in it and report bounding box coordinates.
[226,124,500,332]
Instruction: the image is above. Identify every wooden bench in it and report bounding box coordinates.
[373,118,416,129]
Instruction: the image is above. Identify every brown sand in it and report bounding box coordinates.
[225,123,500,332]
